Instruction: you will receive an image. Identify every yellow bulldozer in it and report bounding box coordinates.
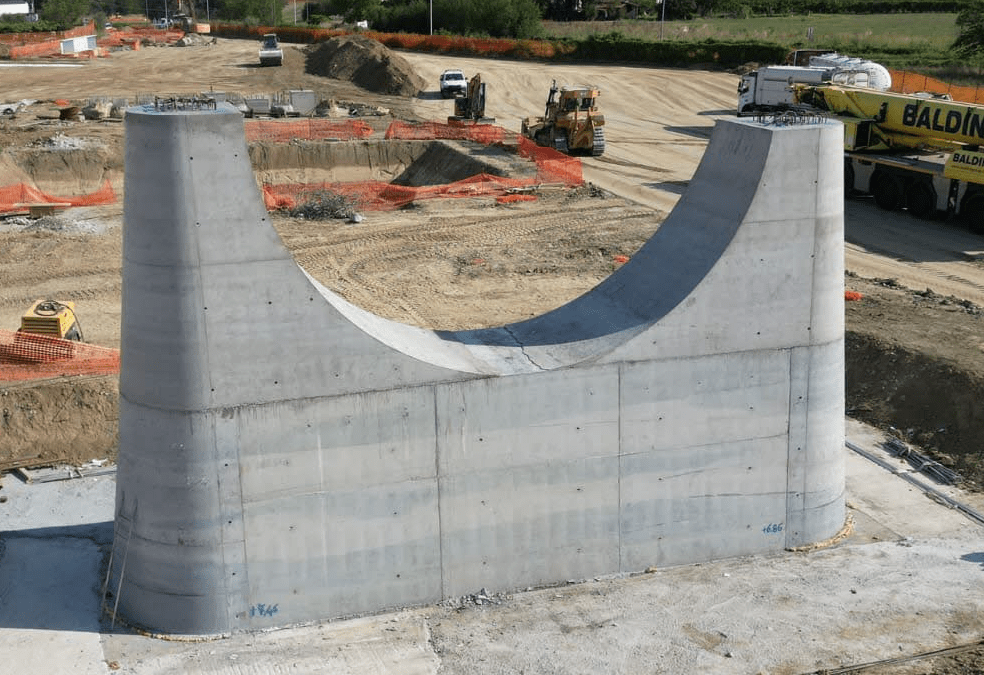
[521,81,605,156]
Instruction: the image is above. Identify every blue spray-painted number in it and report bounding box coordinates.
[250,603,280,618]
[762,522,784,534]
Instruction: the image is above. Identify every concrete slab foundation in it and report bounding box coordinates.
[112,103,844,635]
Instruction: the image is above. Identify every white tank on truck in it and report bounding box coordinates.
[807,53,892,91]
[737,54,891,116]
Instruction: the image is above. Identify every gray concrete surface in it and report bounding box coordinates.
[114,105,846,634]
[1,420,983,674]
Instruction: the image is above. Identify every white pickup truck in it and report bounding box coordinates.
[439,69,468,98]
[258,33,283,67]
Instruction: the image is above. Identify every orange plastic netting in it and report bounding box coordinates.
[890,69,984,106]
[263,172,545,211]
[0,180,117,215]
[0,329,119,382]
[245,119,375,142]
[385,120,511,144]
[385,122,583,185]
[259,121,584,211]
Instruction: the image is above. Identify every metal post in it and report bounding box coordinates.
[429,0,433,35]
[659,0,665,40]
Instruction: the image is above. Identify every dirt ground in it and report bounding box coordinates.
[1,33,984,673]
[1,36,982,485]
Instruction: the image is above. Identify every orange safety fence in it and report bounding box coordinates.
[386,121,584,185]
[0,329,119,382]
[262,122,583,211]
[385,120,510,145]
[245,119,375,143]
[889,69,984,106]
[0,180,117,216]
[263,173,543,211]
[5,25,181,59]
[0,22,96,45]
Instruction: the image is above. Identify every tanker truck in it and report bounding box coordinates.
[738,53,891,116]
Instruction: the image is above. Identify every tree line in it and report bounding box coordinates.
[7,0,984,59]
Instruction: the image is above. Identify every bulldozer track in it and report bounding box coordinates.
[282,202,656,328]
[286,203,654,262]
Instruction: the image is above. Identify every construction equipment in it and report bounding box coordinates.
[439,69,468,98]
[173,0,198,31]
[521,81,605,156]
[19,299,82,341]
[448,74,494,124]
[738,57,891,116]
[794,83,984,232]
[258,34,283,67]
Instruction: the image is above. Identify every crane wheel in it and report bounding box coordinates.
[905,181,936,219]
[844,162,855,198]
[961,195,984,234]
[871,172,903,211]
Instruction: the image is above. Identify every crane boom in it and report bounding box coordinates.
[795,84,984,152]
[790,83,984,232]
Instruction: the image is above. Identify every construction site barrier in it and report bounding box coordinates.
[0,329,119,382]
[385,120,510,144]
[385,121,584,186]
[245,119,374,143]
[262,173,545,211]
[890,69,984,106]
[262,122,584,211]
[0,22,96,45]
[4,25,181,59]
[0,180,117,216]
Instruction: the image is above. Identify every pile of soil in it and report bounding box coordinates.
[305,35,427,96]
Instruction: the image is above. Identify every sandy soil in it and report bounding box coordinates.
[1,34,984,674]
[2,37,982,483]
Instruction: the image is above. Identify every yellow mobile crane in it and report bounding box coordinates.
[794,84,984,233]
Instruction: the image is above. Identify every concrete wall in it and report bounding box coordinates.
[112,103,844,636]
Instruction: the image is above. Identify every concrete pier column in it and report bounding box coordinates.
[112,106,844,636]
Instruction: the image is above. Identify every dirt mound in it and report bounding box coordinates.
[305,35,426,96]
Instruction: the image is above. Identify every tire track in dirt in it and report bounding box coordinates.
[281,201,656,327]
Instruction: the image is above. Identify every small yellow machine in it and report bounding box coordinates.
[19,299,83,341]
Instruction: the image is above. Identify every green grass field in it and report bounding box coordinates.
[542,13,959,50]
[542,13,984,77]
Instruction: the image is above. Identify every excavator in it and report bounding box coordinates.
[521,81,605,156]
[793,83,984,233]
[447,74,494,124]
